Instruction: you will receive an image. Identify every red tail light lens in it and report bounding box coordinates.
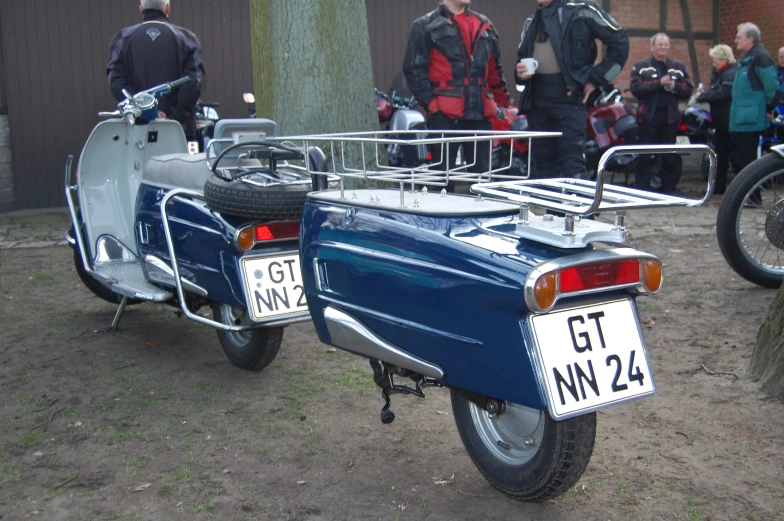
[559,260,640,293]
[255,221,300,242]
[678,123,688,133]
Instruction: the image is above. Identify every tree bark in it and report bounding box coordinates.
[248,0,379,187]
[752,284,784,397]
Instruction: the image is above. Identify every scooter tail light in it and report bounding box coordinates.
[642,259,663,292]
[559,259,641,293]
[235,221,300,252]
[533,272,558,310]
[236,228,255,252]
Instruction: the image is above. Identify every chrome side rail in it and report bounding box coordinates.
[471,144,717,217]
[64,155,96,278]
[160,188,310,332]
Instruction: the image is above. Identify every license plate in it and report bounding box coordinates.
[675,135,690,145]
[530,299,655,420]
[241,253,308,321]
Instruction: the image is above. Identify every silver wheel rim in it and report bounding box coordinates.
[735,167,784,277]
[469,401,545,466]
[218,304,252,348]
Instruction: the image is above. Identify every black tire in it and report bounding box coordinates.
[203,175,311,221]
[451,390,596,502]
[211,302,283,371]
[73,248,142,306]
[716,153,784,288]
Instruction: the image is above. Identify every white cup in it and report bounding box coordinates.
[516,58,538,92]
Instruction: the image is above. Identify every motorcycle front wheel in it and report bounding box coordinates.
[450,391,595,502]
[716,153,784,288]
[212,303,283,371]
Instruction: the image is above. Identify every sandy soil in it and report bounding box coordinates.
[0,181,783,521]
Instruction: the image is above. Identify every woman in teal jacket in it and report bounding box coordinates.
[730,22,779,173]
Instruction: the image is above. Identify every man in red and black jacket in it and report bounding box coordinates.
[403,0,510,187]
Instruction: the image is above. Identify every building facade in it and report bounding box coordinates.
[0,0,779,210]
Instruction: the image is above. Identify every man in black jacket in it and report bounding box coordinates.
[630,33,693,193]
[515,0,628,179]
[403,0,510,188]
[107,0,205,141]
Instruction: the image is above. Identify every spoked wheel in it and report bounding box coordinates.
[211,302,283,371]
[717,153,784,288]
[451,390,596,502]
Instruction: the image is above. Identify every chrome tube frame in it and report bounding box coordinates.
[472,144,717,217]
[160,188,310,332]
[64,155,98,278]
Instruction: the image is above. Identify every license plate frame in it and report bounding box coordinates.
[528,298,655,420]
[240,252,309,322]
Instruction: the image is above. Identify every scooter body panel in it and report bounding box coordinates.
[77,119,187,259]
[135,184,299,309]
[300,196,603,409]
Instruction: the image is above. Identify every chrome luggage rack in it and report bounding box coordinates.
[273,131,716,248]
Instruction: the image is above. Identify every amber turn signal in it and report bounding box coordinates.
[236,227,255,252]
[533,271,558,310]
[642,259,663,292]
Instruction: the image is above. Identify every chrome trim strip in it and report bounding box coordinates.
[144,255,209,298]
[524,297,656,421]
[323,306,445,379]
[524,248,660,313]
[160,188,308,331]
[773,144,784,160]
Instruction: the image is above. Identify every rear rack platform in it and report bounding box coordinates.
[270,132,717,248]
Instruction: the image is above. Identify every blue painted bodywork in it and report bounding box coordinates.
[299,197,636,409]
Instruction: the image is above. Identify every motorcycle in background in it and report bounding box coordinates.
[195,100,220,152]
[243,92,257,118]
[759,104,784,156]
[491,105,530,176]
[375,87,429,167]
[584,85,639,179]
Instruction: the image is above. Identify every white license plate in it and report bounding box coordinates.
[241,253,308,321]
[530,299,655,420]
[675,135,690,145]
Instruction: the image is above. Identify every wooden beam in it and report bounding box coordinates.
[678,0,701,85]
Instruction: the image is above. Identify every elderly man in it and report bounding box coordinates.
[729,23,778,178]
[775,46,784,105]
[515,0,629,179]
[630,33,693,194]
[107,0,206,142]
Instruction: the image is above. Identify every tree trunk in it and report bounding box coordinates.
[248,0,380,187]
[752,284,784,397]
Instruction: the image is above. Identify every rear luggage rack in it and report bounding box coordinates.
[268,132,716,248]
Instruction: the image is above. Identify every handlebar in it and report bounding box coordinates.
[169,77,191,89]
[100,77,192,124]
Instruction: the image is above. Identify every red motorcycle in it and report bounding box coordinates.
[491,105,530,176]
[584,85,639,177]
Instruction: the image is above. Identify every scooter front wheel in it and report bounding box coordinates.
[212,303,283,371]
[450,390,595,502]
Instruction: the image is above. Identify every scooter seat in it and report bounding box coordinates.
[143,153,261,194]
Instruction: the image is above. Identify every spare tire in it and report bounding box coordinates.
[203,175,312,221]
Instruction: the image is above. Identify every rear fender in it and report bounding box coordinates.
[389,109,425,132]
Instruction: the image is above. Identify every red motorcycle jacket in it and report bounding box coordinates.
[403,4,510,121]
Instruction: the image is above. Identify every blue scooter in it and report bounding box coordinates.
[65,79,327,371]
[290,130,715,501]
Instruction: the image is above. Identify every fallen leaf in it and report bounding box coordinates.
[297,480,307,485]
[205,434,211,440]
[32,451,44,458]
[175,502,183,508]
[436,411,448,415]
[132,483,151,492]
[144,341,159,348]
[69,421,83,428]
[222,468,231,474]
[326,347,337,353]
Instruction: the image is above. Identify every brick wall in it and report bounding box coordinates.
[720,0,784,57]
[608,0,716,91]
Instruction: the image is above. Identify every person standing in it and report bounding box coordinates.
[630,33,693,194]
[107,0,206,142]
[775,46,784,105]
[729,23,779,177]
[515,0,629,179]
[693,45,737,195]
[403,0,511,188]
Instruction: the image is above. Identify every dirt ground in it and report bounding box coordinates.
[1,179,783,521]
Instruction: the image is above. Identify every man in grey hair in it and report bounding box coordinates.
[107,0,206,142]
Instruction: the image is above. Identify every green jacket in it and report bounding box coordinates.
[730,44,779,132]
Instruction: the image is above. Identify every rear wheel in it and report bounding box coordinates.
[212,302,283,371]
[451,390,595,502]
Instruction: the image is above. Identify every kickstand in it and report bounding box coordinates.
[110,296,129,330]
